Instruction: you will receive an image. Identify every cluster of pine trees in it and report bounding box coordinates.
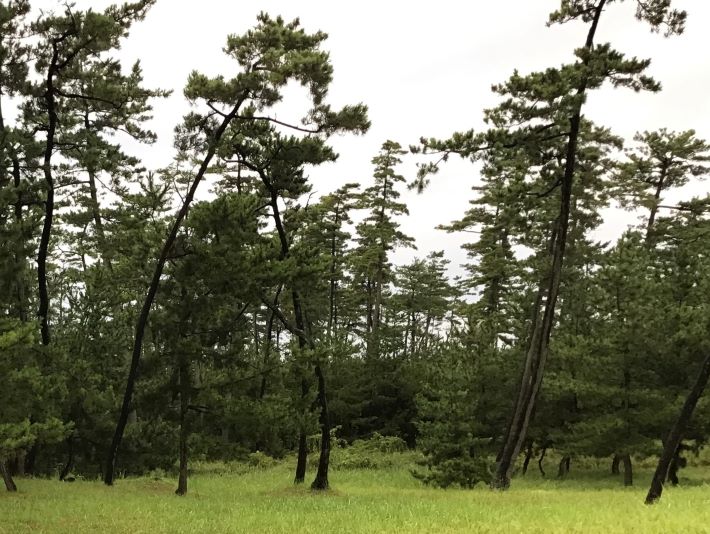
[1,0,707,505]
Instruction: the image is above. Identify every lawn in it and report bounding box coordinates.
[2,460,710,533]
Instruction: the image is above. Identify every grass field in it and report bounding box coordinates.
[2,457,710,533]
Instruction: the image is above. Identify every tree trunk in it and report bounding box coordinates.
[1,462,17,492]
[310,364,331,490]
[622,454,632,487]
[611,454,620,475]
[644,166,667,242]
[522,441,533,475]
[104,103,242,486]
[646,352,710,504]
[557,455,570,479]
[175,356,190,496]
[491,0,607,491]
[59,437,74,481]
[84,113,113,271]
[294,424,308,484]
[24,444,37,476]
[259,287,282,399]
[667,445,682,486]
[37,46,61,347]
[538,447,547,477]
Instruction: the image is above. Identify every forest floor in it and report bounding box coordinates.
[2,458,710,533]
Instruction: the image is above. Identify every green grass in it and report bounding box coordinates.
[2,460,710,533]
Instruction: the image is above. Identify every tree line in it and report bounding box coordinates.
[0,0,707,506]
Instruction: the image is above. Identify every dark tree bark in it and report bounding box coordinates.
[259,286,282,399]
[104,103,243,486]
[522,441,533,476]
[667,445,683,486]
[557,455,571,479]
[611,454,620,475]
[294,407,308,485]
[59,437,74,481]
[37,39,62,347]
[0,462,17,492]
[491,0,607,490]
[84,112,113,271]
[261,179,332,490]
[622,454,632,487]
[646,352,710,504]
[644,165,667,242]
[175,355,190,496]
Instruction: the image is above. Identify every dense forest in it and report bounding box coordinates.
[1,0,709,508]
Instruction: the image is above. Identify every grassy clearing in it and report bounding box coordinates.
[2,459,710,533]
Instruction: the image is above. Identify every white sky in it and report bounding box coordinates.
[32,0,710,275]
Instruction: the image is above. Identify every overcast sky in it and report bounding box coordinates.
[34,0,710,274]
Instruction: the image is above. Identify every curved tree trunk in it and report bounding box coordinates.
[646,352,710,504]
[491,0,607,491]
[104,104,242,486]
[538,447,547,477]
[0,462,17,492]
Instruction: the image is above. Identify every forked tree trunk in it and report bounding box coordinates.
[622,454,632,487]
[646,352,710,504]
[0,462,17,492]
[264,187,332,490]
[491,0,607,491]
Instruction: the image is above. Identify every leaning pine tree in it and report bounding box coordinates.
[104,12,368,486]
[414,0,686,490]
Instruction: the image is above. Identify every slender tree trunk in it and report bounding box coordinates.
[104,103,242,486]
[294,406,308,485]
[538,447,547,477]
[326,206,340,339]
[265,188,332,489]
[59,437,74,481]
[522,442,533,475]
[622,454,632,487]
[491,0,607,490]
[259,288,281,399]
[667,444,682,486]
[557,455,570,479]
[12,158,28,322]
[0,462,17,492]
[646,352,710,504]
[644,167,667,242]
[84,112,113,270]
[310,364,331,490]
[175,355,190,496]
[611,454,620,475]
[37,44,61,347]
